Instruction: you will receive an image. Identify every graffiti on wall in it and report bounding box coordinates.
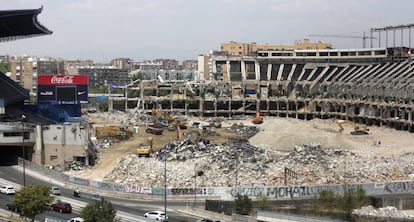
[231,185,340,199]
[384,181,414,194]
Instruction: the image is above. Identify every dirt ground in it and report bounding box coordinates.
[73,117,414,181]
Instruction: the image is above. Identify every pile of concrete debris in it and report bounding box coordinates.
[105,141,414,188]
[352,206,414,221]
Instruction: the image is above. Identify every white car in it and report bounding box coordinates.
[67,217,84,222]
[0,185,15,195]
[144,210,168,221]
[50,186,61,195]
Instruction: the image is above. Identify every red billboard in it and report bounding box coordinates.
[37,75,89,104]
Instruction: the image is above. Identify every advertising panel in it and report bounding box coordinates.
[37,75,88,104]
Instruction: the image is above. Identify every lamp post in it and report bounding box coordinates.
[21,114,26,187]
[164,148,168,215]
[235,147,239,193]
[194,163,197,208]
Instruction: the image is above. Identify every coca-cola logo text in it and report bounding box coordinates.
[51,75,74,84]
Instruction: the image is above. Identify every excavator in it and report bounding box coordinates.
[151,108,187,130]
[336,120,369,135]
[95,126,133,140]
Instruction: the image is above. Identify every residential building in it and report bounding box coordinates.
[77,67,130,88]
[9,58,64,93]
[221,39,332,56]
[111,58,133,70]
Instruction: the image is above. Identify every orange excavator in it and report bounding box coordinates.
[252,111,264,124]
[177,126,184,141]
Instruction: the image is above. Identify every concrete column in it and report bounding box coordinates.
[409,110,412,122]
[295,101,298,119]
[267,64,272,81]
[286,100,289,118]
[125,88,128,111]
[214,99,217,117]
[32,124,43,165]
[241,61,246,81]
[277,101,280,117]
[226,60,231,81]
[255,61,260,81]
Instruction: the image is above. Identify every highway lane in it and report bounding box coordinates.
[0,166,202,222]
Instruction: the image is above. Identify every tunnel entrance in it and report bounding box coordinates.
[0,146,33,166]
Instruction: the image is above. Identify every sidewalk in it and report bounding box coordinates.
[177,207,232,222]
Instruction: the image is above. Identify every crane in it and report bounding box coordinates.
[309,32,376,48]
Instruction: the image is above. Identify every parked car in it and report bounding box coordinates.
[50,186,61,195]
[67,217,84,222]
[6,203,20,212]
[0,185,15,195]
[50,201,72,213]
[144,210,168,221]
[196,219,220,222]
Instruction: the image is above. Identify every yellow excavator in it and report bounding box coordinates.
[336,120,369,135]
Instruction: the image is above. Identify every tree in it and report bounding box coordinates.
[80,197,119,222]
[234,194,252,215]
[0,62,10,73]
[316,189,337,212]
[13,186,54,222]
[257,195,271,211]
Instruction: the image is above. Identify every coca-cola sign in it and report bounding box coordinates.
[50,75,74,84]
[37,75,88,85]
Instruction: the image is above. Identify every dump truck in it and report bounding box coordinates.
[145,124,164,135]
[136,137,153,157]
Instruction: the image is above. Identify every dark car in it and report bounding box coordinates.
[6,203,20,213]
[50,201,72,213]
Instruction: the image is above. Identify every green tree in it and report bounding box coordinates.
[317,189,337,212]
[339,185,369,215]
[234,194,253,215]
[257,195,271,211]
[13,186,54,222]
[80,197,119,222]
[0,62,10,73]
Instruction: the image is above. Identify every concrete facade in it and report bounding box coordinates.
[108,47,414,133]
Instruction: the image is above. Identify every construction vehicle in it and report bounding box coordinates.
[336,120,369,135]
[145,124,164,135]
[151,108,187,130]
[252,111,264,124]
[136,137,153,157]
[95,126,133,140]
[176,126,184,141]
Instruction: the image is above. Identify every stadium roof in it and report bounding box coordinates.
[0,7,52,42]
[0,72,29,105]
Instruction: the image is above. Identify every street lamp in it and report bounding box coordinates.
[164,146,169,216]
[194,163,197,208]
[21,114,26,187]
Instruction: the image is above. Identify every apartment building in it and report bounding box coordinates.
[221,39,332,56]
[111,58,133,70]
[9,58,64,93]
[77,67,130,88]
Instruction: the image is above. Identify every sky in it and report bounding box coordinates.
[1,0,414,62]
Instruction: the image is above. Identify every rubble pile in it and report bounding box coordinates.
[105,142,414,188]
[352,206,414,220]
[88,110,149,126]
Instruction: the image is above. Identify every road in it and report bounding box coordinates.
[0,166,202,222]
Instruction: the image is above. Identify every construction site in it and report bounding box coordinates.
[64,25,414,220]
